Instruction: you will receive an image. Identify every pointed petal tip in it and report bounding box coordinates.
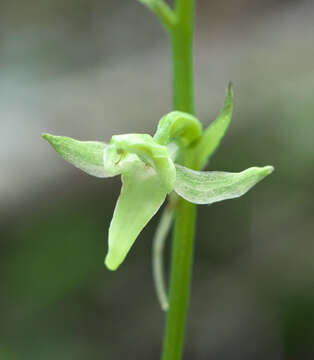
[227,82,234,97]
[262,165,274,176]
[41,133,59,145]
[104,255,119,271]
[41,133,50,141]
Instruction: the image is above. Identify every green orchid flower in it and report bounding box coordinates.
[42,84,273,274]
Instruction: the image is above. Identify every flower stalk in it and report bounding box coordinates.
[160,1,196,359]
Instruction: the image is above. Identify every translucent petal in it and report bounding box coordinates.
[105,161,167,270]
[42,134,109,178]
[174,164,274,205]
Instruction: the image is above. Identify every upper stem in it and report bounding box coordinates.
[161,0,195,359]
[175,0,194,33]
[171,0,194,114]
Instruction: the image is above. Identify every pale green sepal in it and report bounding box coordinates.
[194,83,234,169]
[42,133,109,178]
[110,134,176,193]
[154,111,202,147]
[105,161,167,271]
[174,164,274,205]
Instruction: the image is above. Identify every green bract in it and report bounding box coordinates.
[193,82,234,169]
[42,85,273,271]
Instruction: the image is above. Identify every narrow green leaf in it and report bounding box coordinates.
[194,83,234,169]
[174,164,274,205]
[42,134,108,177]
[105,161,167,271]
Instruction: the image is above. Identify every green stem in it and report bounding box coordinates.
[161,199,196,360]
[171,1,194,114]
[161,0,195,359]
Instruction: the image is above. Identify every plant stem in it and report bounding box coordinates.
[171,0,194,114]
[161,0,195,359]
[161,199,196,360]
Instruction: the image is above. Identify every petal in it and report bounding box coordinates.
[42,134,109,178]
[174,164,274,205]
[110,133,176,193]
[105,161,167,270]
[154,111,202,147]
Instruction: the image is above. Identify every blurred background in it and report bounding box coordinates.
[1,0,314,359]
